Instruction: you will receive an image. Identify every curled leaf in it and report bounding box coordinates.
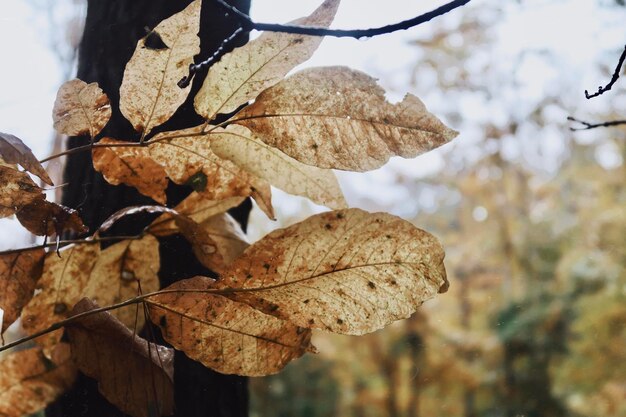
[235,66,458,171]
[0,132,53,185]
[0,165,45,219]
[219,208,448,335]
[0,344,76,417]
[0,247,45,333]
[92,138,168,204]
[148,277,313,376]
[98,204,177,233]
[67,298,174,417]
[16,199,88,237]
[52,79,111,138]
[120,0,201,135]
[211,125,347,209]
[194,0,340,120]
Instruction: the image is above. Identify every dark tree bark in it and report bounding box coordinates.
[46,1,252,416]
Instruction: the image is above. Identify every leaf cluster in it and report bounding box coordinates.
[0,1,457,416]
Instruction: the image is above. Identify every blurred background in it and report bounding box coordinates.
[1,0,625,416]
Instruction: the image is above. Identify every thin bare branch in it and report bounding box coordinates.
[568,116,626,130]
[585,44,626,99]
[213,0,471,38]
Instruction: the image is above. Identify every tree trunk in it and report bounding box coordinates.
[46,1,252,416]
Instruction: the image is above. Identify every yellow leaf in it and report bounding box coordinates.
[67,299,174,417]
[173,213,248,275]
[83,235,160,330]
[194,0,340,120]
[148,191,245,236]
[119,0,201,136]
[0,344,76,417]
[92,138,168,204]
[219,208,448,335]
[148,277,313,376]
[235,66,458,171]
[21,243,100,351]
[52,79,111,138]
[211,125,347,209]
[148,126,275,218]
[0,248,45,333]
[0,165,44,219]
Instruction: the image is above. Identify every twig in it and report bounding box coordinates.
[179,0,472,89]
[585,44,626,99]
[213,0,471,38]
[178,27,244,88]
[0,235,143,257]
[568,116,626,130]
[0,288,224,353]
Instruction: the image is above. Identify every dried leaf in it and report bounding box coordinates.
[16,199,88,237]
[84,235,160,329]
[173,215,225,274]
[52,79,111,138]
[235,66,458,171]
[148,277,313,376]
[67,299,174,417]
[120,0,201,135]
[92,138,168,204]
[194,0,340,120]
[21,243,100,350]
[0,165,45,219]
[0,132,53,185]
[148,192,244,236]
[148,126,275,218]
[175,213,248,274]
[196,213,249,267]
[219,208,448,335]
[211,125,347,209]
[0,247,45,333]
[0,344,76,417]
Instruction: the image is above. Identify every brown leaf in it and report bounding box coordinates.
[211,125,347,209]
[219,208,448,335]
[120,0,201,135]
[67,298,174,417]
[21,243,100,350]
[175,213,248,274]
[92,138,168,204]
[194,0,340,120]
[235,66,458,171]
[0,132,53,185]
[16,199,88,237]
[173,215,225,274]
[148,126,275,218]
[195,213,249,267]
[52,79,112,138]
[0,165,45,219]
[0,247,45,333]
[0,344,76,417]
[84,235,160,330]
[148,277,313,376]
[148,192,244,236]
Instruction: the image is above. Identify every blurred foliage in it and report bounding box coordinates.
[250,1,625,416]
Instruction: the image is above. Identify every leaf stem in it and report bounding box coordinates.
[0,235,144,257]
